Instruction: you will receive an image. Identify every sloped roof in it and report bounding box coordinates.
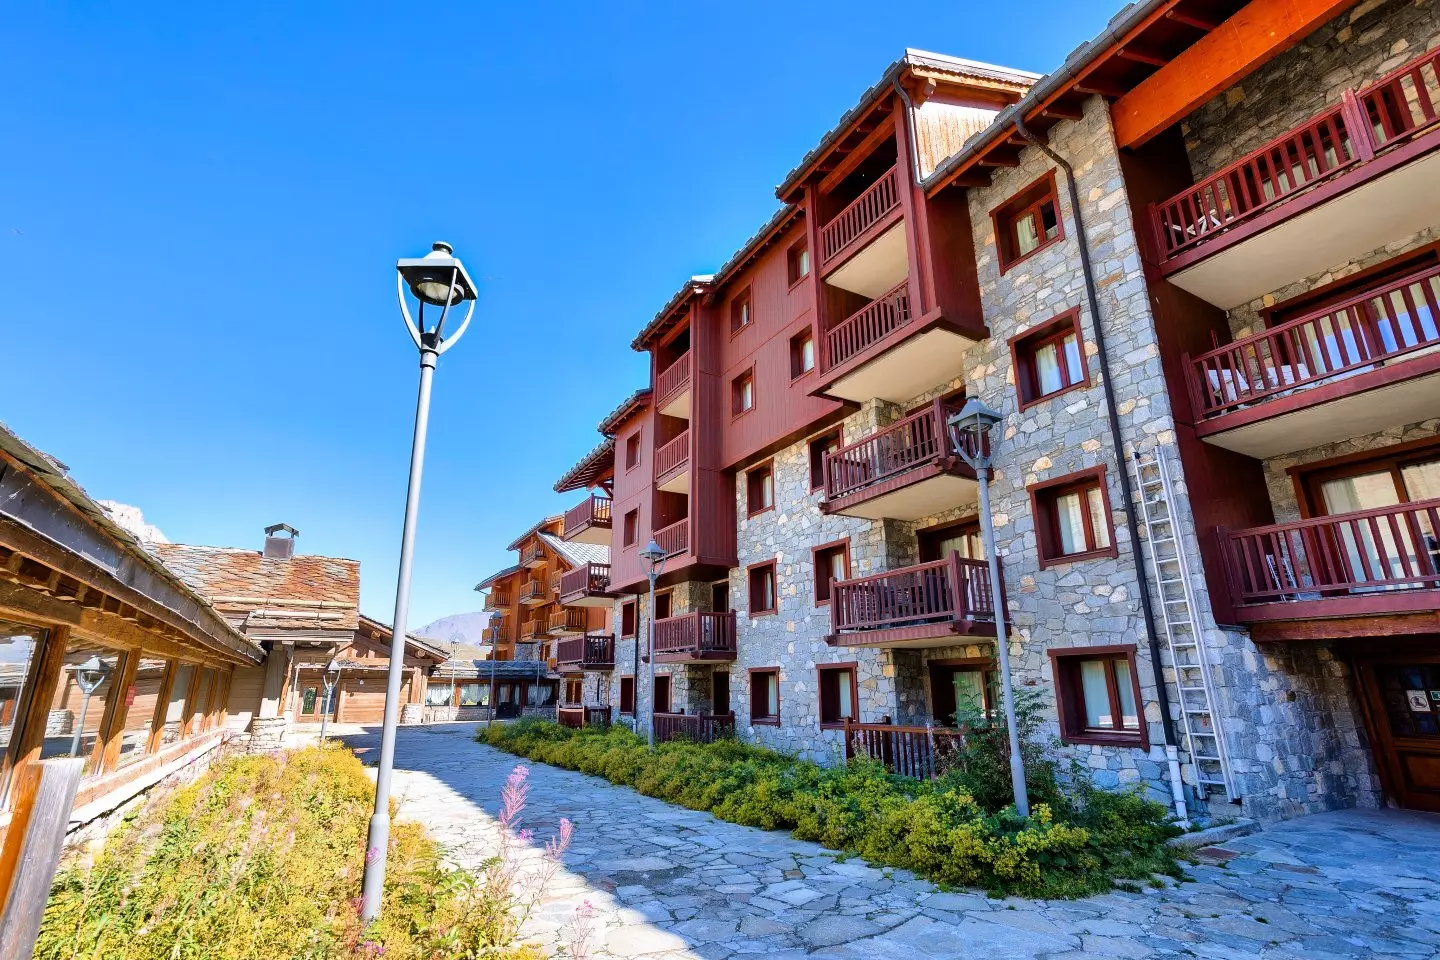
[505,516,563,552]
[151,542,361,632]
[630,277,712,351]
[434,657,556,681]
[358,613,451,661]
[554,436,615,493]
[538,532,608,569]
[597,389,651,436]
[474,564,522,591]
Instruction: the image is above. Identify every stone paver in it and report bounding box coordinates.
[343,724,1440,959]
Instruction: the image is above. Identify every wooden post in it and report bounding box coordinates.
[95,651,139,775]
[179,666,203,738]
[2,627,70,803]
[0,758,84,960]
[145,660,178,756]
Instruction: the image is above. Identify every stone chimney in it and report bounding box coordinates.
[263,523,298,560]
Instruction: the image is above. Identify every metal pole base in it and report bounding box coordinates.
[360,811,391,921]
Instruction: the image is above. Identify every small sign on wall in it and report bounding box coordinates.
[1406,690,1431,712]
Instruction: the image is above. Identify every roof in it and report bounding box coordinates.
[707,206,802,294]
[474,564,522,591]
[433,657,557,681]
[358,613,451,661]
[554,436,615,493]
[538,532,608,569]
[151,542,361,633]
[630,277,712,351]
[597,388,652,437]
[505,516,563,553]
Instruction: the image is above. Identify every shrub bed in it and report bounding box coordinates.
[483,719,1183,898]
[38,745,541,960]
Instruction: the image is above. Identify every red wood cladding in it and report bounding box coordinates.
[558,563,612,600]
[1186,262,1440,418]
[563,495,612,538]
[824,398,976,500]
[824,279,912,371]
[655,429,690,480]
[556,634,615,670]
[654,712,735,744]
[1220,499,1440,606]
[656,350,692,411]
[653,611,736,661]
[831,554,994,632]
[819,166,900,269]
[655,518,689,557]
[842,721,967,779]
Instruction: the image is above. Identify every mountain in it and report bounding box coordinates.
[414,611,491,649]
[100,501,168,543]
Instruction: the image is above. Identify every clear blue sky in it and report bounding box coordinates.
[1,2,1112,628]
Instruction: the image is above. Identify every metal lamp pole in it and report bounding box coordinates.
[319,659,340,744]
[638,539,668,749]
[949,398,1029,818]
[361,242,479,923]
[67,657,111,759]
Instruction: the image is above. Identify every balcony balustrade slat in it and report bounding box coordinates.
[547,608,588,634]
[822,280,912,371]
[559,563,612,598]
[654,518,689,557]
[823,400,978,501]
[556,634,615,668]
[563,495,612,535]
[842,722,968,780]
[653,712,734,744]
[653,611,736,657]
[819,167,900,268]
[830,554,993,632]
[656,351,692,410]
[1363,48,1440,148]
[655,429,690,479]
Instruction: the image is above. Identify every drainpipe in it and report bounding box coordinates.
[1014,115,1189,825]
[891,79,925,186]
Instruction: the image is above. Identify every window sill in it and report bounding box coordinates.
[998,234,1063,276]
[731,408,755,422]
[747,506,775,519]
[1060,729,1145,749]
[790,367,815,383]
[749,609,777,618]
[1037,545,1119,570]
[787,273,810,293]
[1017,379,1089,412]
[819,721,857,730]
[750,717,781,727]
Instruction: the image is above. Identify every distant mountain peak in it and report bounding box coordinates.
[414,611,491,649]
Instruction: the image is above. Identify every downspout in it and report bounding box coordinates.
[891,79,925,186]
[1014,114,1190,825]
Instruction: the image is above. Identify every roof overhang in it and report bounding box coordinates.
[630,277,712,352]
[554,436,616,493]
[597,388,653,437]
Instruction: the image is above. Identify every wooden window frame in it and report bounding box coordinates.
[747,560,778,616]
[730,287,753,335]
[816,662,860,728]
[808,429,841,492]
[787,238,810,288]
[1048,645,1148,749]
[811,538,851,606]
[1290,437,1440,519]
[917,519,983,563]
[653,589,673,622]
[618,675,636,715]
[710,580,729,613]
[620,600,637,638]
[747,667,781,726]
[789,327,816,380]
[1028,466,1118,568]
[746,461,775,517]
[731,367,755,419]
[624,431,641,471]
[991,171,1063,274]
[622,508,639,547]
[928,656,998,727]
[1009,308,1089,409]
[652,673,672,714]
[564,677,583,706]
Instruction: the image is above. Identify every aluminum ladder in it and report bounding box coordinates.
[1132,449,1237,802]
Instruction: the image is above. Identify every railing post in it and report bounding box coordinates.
[0,758,85,958]
[948,550,966,621]
[1342,88,1377,162]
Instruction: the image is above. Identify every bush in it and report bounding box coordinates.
[483,719,1182,898]
[38,745,543,960]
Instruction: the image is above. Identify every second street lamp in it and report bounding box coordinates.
[638,538,668,749]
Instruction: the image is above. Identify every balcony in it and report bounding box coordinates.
[1186,262,1440,458]
[655,430,690,494]
[563,495,612,545]
[654,518,689,558]
[1153,47,1440,308]
[653,611,736,663]
[547,607,590,636]
[520,541,546,568]
[558,563,615,606]
[820,167,906,296]
[481,625,503,644]
[556,635,615,672]
[518,578,547,605]
[483,590,511,612]
[520,618,546,641]
[1219,500,1440,624]
[826,554,997,648]
[653,712,735,744]
[558,705,613,729]
[823,399,978,520]
[656,351,692,419]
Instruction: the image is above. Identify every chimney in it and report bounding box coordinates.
[263,523,299,560]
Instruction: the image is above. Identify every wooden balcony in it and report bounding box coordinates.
[655,430,690,494]
[1153,47,1440,307]
[1219,500,1440,625]
[843,721,968,779]
[481,625,503,644]
[518,578,547,605]
[823,398,978,520]
[827,553,997,648]
[654,712,735,744]
[1185,262,1440,459]
[654,519,689,558]
[820,166,903,278]
[483,590,511,612]
[556,634,615,672]
[559,705,613,729]
[547,607,590,636]
[656,350,692,419]
[520,541,546,568]
[563,495,612,545]
[520,618,547,641]
[558,563,615,606]
[653,611,736,663]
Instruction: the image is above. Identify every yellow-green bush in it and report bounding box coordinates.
[483,719,1181,898]
[38,745,538,960]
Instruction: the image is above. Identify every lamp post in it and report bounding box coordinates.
[361,242,478,923]
[638,538,669,749]
[67,656,112,759]
[319,659,341,744]
[948,398,1029,818]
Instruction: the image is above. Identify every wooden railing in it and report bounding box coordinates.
[484,591,511,611]
[1221,499,1440,606]
[558,705,613,729]
[518,579,546,604]
[820,166,900,268]
[1151,47,1440,261]
[656,351,692,410]
[831,553,995,632]
[824,398,978,501]
[655,430,690,479]
[556,634,615,669]
[823,280,912,371]
[654,518,689,557]
[520,618,546,640]
[653,611,736,659]
[1186,262,1440,418]
[843,722,969,779]
[559,563,612,599]
[547,608,589,634]
[481,626,503,643]
[654,712,735,745]
[520,541,545,566]
[563,495,612,535]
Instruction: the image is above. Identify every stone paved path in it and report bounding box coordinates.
[341,723,1440,959]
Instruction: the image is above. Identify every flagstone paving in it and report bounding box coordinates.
[340,723,1440,959]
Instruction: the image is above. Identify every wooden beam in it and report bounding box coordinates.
[95,650,140,775]
[1075,79,1129,98]
[145,660,178,755]
[1112,0,1361,149]
[1166,9,1220,30]
[1041,102,1085,121]
[1115,46,1169,68]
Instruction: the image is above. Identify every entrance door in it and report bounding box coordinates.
[712,672,730,715]
[653,675,672,714]
[928,660,997,727]
[1356,652,1440,812]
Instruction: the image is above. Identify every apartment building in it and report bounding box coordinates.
[549,0,1440,822]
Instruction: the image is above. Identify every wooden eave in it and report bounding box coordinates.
[779,97,897,204]
[597,388,653,437]
[630,280,710,352]
[554,436,616,494]
[706,205,803,298]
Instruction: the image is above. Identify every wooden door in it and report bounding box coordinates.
[712,672,730,715]
[1355,649,1440,812]
[653,675,672,714]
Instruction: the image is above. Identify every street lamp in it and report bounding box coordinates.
[319,659,341,744]
[948,397,1030,819]
[361,241,478,923]
[638,538,669,749]
[67,655,112,759]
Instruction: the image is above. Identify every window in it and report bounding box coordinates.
[564,678,582,705]
[817,663,859,727]
[992,171,1062,272]
[1011,309,1088,407]
[622,509,639,547]
[790,328,815,379]
[918,521,984,562]
[929,660,998,726]
[653,675,672,714]
[809,430,842,491]
[749,668,780,725]
[625,432,641,470]
[1049,646,1146,747]
[731,369,754,417]
[730,288,752,333]
[1030,467,1116,567]
[459,683,486,706]
[711,580,729,613]
[620,600,637,638]
[619,676,636,715]
[653,590,672,621]
[812,540,850,604]
[713,672,731,714]
[747,561,777,615]
[787,239,810,286]
[746,462,774,516]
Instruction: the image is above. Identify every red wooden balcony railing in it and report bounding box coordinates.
[1186,262,1440,418]
[843,721,969,780]
[559,563,612,599]
[655,430,690,480]
[831,553,995,633]
[656,351,692,411]
[1220,499,1440,606]
[547,608,589,634]
[823,280,912,372]
[653,611,736,659]
[1151,47,1440,261]
[483,590,511,611]
[520,541,546,567]
[819,166,900,269]
[481,626,503,643]
[556,634,615,669]
[559,705,613,729]
[824,398,979,502]
[518,579,546,604]
[654,712,735,745]
[654,518,689,557]
[563,495,612,536]
[520,618,546,640]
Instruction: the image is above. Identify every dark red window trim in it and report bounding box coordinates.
[748,666,781,725]
[811,538,850,606]
[620,599,637,638]
[1263,240,1440,328]
[787,238,811,289]
[746,461,775,517]
[809,429,841,492]
[1047,644,1148,749]
[747,560,778,616]
[1289,436,1440,520]
[790,327,816,380]
[731,367,755,419]
[730,287,753,335]
[991,171,1063,274]
[816,661,860,728]
[618,675,635,715]
[1008,308,1089,410]
[1027,466,1118,569]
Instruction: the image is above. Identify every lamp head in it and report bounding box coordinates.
[74,655,111,695]
[396,241,478,307]
[639,538,667,574]
[325,658,341,679]
[947,396,1002,470]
